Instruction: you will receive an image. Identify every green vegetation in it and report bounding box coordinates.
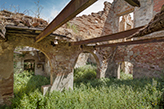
[120,71,133,80]
[2,65,164,109]
[74,64,97,83]
[66,22,78,33]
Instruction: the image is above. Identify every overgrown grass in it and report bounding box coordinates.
[66,22,78,33]
[120,71,133,80]
[10,71,50,108]
[74,64,97,83]
[3,66,164,109]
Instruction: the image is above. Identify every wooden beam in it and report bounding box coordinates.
[124,0,140,7]
[95,36,164,48]
[5,25,69,39]
[71,26,144,45]
[36,0,97,42]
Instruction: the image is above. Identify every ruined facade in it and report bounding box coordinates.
[102,0,164,78]
[14,46,51,76]
[0,0,164,105]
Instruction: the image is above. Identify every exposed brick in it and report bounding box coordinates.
[153,0,164,12]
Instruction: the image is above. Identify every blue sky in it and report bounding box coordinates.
[0,0,113,22]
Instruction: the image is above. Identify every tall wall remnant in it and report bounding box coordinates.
[102,0,164,78]
[58,1,112,40]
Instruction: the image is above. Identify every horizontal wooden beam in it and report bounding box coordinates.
[36,0,97,42]
[95,36,164,48]
[5,25,69,39]
[71,26,144,45]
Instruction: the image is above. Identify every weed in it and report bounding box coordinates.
[3,68,164,108]
[66,22,78,33]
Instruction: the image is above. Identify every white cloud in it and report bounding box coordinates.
[42,7,59,22]
[42,0,114,22]
[78,0,113,16]
[42,0,71,22]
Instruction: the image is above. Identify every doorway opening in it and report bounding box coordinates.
[119,61,133,80]
[13,46,51,104]
[14,46,51,76]
[74,52,99,83]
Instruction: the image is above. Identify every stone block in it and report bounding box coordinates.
[41,85,51,96]
[50,72,73,92]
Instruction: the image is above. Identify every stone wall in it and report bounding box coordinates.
[44,56,51,76]
[113,37,164,78]
[1,0,164,106]
[14,47,51,76]
[153,0,164,14]
[0,33,78,105]
[0,23,99,105]
[0,10,48,28]
[0,73,13,105]
[97,0,164,78]
[58,1,112,40]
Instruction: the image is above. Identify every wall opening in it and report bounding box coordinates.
[118,12,134,79]
[74,52,99,83]
[14,46,51,76]
[24,59,35,72]
[13,46,51,101]
[119,12,134,32]
[119,61,133,80]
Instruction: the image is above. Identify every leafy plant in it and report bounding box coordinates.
[74,64,97,83]
[120,71,133,80]
[66,21,78,33]
[3,69,164,108]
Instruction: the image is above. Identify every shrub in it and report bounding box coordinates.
[3,69,164,108]
[120,71,133,80]
[74,64,97,83]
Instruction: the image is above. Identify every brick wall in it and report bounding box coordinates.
[154,0,164,13]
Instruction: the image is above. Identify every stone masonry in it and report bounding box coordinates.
[1,0,164,105]
[14,46,51,76]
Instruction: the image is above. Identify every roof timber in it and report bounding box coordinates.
[5,25,69,39]
[95,36,164,48]
[35,0,97,43]
[71,26,145,46]
[95,30,164,48]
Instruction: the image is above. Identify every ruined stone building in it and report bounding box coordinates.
[0,0,164,105]
[14,46,50,76]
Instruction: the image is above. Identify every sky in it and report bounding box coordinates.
[0,0,113,22]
